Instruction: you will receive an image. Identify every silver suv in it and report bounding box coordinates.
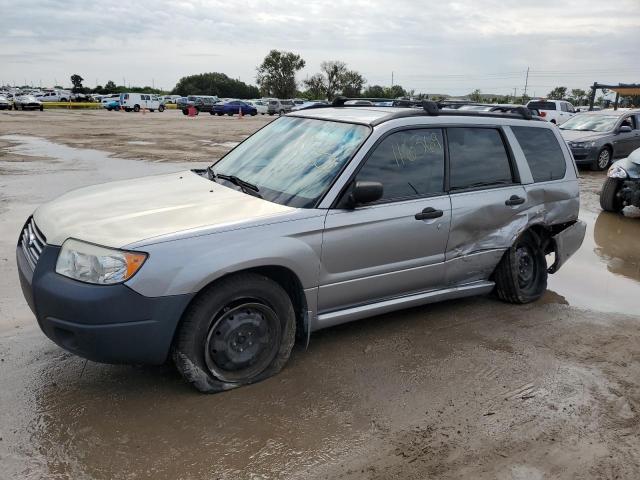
[16,101,586,393]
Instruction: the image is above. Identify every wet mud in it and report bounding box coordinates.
[0,111,639,479]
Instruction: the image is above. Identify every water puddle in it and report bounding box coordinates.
[546,209,640,314]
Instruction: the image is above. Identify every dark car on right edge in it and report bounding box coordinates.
[559,109,640,170]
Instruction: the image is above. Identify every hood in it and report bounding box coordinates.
[34,170,295,248]
[559,129,608,143]
[630,147,640,165]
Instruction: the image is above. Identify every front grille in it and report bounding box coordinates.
[19,217,46,270]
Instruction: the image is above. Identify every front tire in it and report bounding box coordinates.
[158,105,165,112]
[133,105,140,112]
[173,273,296,393]
[592,147,612,171]
[494,231,547,304]
[600,177,624,212]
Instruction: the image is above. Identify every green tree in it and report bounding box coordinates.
[303,74,326,99]
[362,85,386,98]
[469,89,482,102]
[256,50,305,98]
[341,70,366,97]
[303,61,367,100]
[569,88,587,106]
[104,80,117,92]
[172,73,259,98]
[547,86,567,100]
[386,85,407,98]
[70,74,84,93]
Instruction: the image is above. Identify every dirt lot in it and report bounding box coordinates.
[1,109,639,480]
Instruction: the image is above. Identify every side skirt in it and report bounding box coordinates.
[312,280,494,331]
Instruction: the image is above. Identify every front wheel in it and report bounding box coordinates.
[133,105,140,112]
[592,147,612,171]
[600,177,624,212]
[158,105,165,112]
[279,109,285,116]
[494,231,547,304]
[173,273,296,393]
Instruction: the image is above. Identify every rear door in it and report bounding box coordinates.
[445,126,528,286]
[319,128,451,313]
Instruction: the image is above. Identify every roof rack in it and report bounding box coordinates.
[305,96,538,123]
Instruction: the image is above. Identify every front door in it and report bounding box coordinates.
[319,128,451,313]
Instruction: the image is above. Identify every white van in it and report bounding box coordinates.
[119,93,165,112]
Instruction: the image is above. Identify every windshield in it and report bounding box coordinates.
[213,116,370,208]
[560,115,619,132]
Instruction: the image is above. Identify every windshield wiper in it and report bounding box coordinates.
[208,168,261,197]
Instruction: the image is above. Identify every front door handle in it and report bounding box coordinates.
[415,207,444,220]
[505,195,526,206]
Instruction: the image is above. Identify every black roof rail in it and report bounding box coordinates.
[297,96,539,124]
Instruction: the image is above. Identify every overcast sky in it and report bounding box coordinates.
[1,0,639,96]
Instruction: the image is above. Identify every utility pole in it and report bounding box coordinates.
[523,67,529,98]
[391,71,394,87]
[513,87,517,100]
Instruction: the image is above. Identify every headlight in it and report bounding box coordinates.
[607,164,628,179]
[56,239,147,285]
[569,141,596,148]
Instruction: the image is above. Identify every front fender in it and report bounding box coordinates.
[125,216,325,297]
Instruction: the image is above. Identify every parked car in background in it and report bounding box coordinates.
[245,100,268,115]
[119,93,164,112]
[267,99,294,115]
[291,100,329,111]
[16,101,585,393]
[37,90,71,102]
[0,95,11,110]
[213,100,257,116]
[163,95,181,104]
[526,99,576,124]
[13,95,44,111]
[181,96,217,115]
[559,110,640,170]
[600,147,640,213]
[102,99,120,111]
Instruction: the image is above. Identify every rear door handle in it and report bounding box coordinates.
[505,195,526,206]
[415,207,444,220]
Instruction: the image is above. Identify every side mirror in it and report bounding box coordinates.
[344,181,383,208]
[619,125,633,133]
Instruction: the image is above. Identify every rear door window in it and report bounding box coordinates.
[355,129,445,201]
[511,126,566,182]
[447,128,514,190]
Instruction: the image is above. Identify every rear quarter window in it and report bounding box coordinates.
[511,126,566,182]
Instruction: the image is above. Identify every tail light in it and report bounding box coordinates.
[539,111,547,117]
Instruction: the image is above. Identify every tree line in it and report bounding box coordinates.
[66,60,639,105]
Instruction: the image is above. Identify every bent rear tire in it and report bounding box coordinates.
[600,177,623,212]
[494,231,547,304]
[592,147,612,171]
[173,273,296,393]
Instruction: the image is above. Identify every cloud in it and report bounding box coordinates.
[0,0,639,94]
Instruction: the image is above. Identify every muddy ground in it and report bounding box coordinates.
[0,109,639,480]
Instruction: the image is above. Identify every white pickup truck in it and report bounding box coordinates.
[526,99,577,125]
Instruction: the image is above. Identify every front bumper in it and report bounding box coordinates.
[569,146,597,164]
[17,244,193,365]
[549,220,587,273]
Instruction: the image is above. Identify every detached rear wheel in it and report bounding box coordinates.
[173,273,296,393]
[494,231,547,304]
[600,177,624,212]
